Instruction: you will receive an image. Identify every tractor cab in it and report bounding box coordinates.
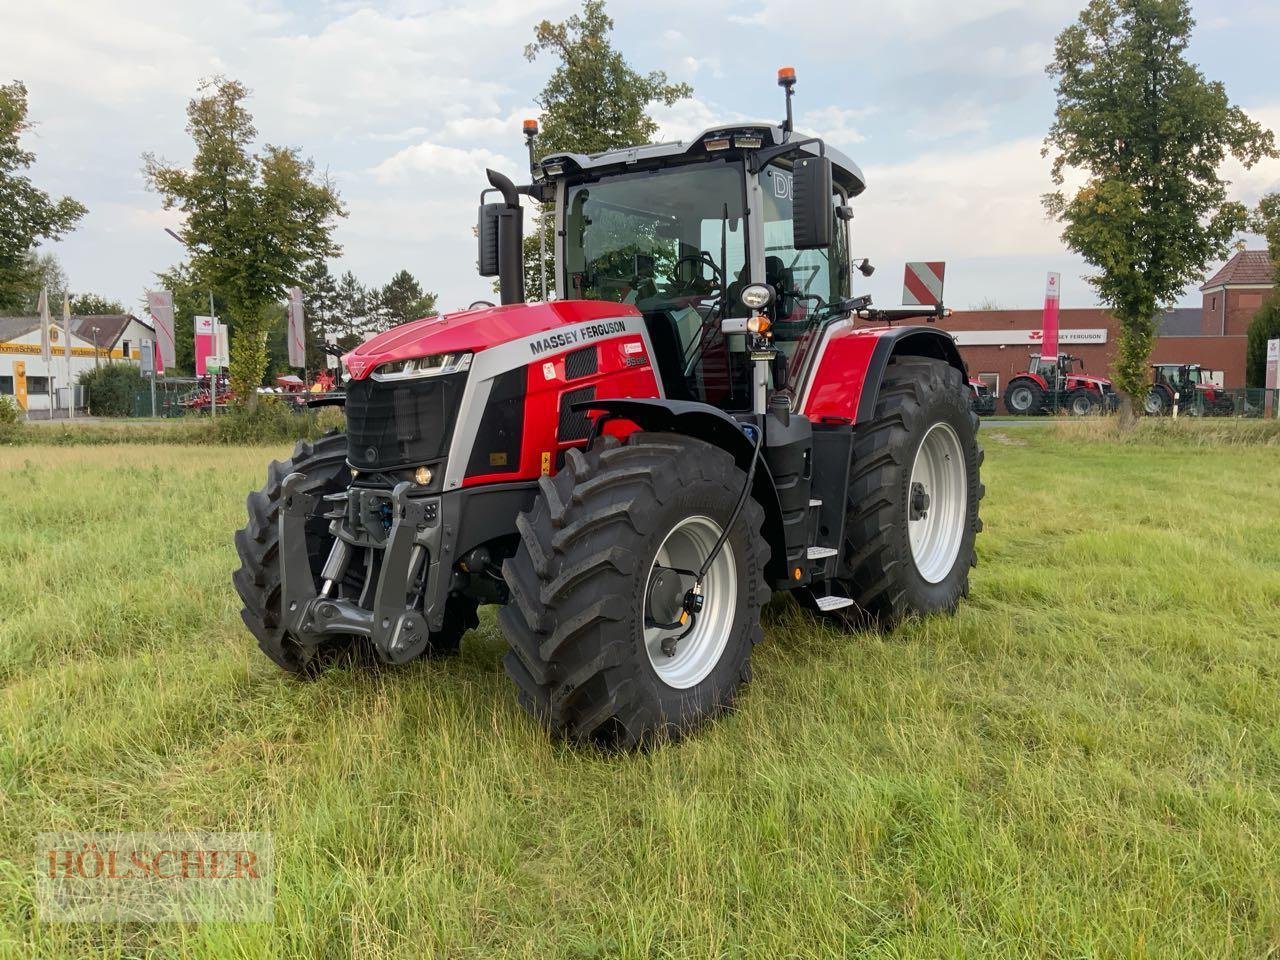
[527,123,865,410]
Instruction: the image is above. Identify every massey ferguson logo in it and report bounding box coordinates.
[528,319,627,356]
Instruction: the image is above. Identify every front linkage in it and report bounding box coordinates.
[276,475,448,665]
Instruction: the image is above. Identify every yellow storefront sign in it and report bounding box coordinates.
[1,341,124,359]
[13,360,27,410]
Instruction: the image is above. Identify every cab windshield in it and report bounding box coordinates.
[563,162,750,407]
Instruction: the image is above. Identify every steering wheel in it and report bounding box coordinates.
[671,253,724,296]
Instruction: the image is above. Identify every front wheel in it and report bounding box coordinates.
[498,433,770,749]
[825,356,984,626]
[1067,389,1099,416]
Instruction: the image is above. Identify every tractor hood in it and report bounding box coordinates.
[1071,375,1112,388]
[343,300,642,381]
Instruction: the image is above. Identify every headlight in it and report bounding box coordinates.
[740,284,774,310]
[372,352,472,381]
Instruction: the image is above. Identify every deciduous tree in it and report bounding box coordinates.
[519,1,693,298]
[1043,0,1275,411]
[144,77,345,405]
[0,82,86,311]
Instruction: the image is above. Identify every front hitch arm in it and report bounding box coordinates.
[278,475,440,665]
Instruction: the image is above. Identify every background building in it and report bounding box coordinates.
[0,313,155,413]
[938,249,1271,401]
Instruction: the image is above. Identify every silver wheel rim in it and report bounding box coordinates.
[1144,393,1162,415]
[643,516,737,690]
[1010,387,1032,411]
[1072,396,1090,415]
[908,422,967,584]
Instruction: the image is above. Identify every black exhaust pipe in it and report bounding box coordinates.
[486,169,525,305]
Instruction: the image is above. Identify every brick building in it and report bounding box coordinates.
[936,249,1272,401]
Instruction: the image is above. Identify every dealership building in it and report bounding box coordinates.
[937,249,1272,399]
[0,313,156,413]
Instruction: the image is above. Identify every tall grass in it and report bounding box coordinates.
[1,434,1278,958]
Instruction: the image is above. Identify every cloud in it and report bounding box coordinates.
[369,141,516,184]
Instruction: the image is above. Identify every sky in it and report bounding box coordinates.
[3,0,1279,316]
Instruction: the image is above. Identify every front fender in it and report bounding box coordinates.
[573,397,787,582]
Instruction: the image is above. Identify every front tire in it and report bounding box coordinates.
[498,434,770,749]
[1067,389,1099,416]
[232,432,477,676]
[828,356,984,626]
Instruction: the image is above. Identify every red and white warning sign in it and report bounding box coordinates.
[902,262,946,307]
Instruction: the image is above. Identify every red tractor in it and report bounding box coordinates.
[1145,363,1232,416]
[968,377,996,416]
[234,69,984,748]
[1002,353,1117,416]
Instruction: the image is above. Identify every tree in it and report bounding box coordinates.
[72,293,124,315]
[1245,297,1279,388]
[144,77,345,405]
[0,82,86,311]
[0,250,69,314]
[299,260,341,371]
[520,0,693,299]
[1043,0,1276,411]
[376,270,438,327]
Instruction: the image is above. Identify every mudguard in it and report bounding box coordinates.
[573,397,790,583]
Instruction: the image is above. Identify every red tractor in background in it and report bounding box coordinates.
[234,68,985,748]
[1145,363,1232,416]
[968,377,996,416]
[1002,353,1118,416]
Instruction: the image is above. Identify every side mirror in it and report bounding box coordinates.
[477,203,502,277]
[791,156,832,250]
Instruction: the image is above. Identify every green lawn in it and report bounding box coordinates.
[1,429,1278,958]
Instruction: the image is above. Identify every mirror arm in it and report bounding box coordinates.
[749,136,827,173]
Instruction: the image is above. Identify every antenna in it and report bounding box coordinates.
[777,66,796,137]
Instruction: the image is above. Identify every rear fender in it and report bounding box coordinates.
[574,398,787,581]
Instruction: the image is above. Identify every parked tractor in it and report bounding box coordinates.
[234,68,984,748]
[968,378,996,416]
[1145,363,1232,416]
[1002,353,1117,416]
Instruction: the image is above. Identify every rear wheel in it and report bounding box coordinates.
[1003,378,1043,415]
[232,432,477,676]
[825,356,983,626]
[498,433,770,749]
[1144,388,1170,416]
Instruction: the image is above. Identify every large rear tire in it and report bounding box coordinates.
[232,432,477,676]
[1003,378,1043,416]
[498,433,770,749]
[1067,389,1099,416]
[826,356,983,626]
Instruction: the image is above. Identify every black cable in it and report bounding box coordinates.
[695,414,765,584]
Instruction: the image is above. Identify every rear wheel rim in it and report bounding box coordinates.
[908,422,967,584]
[643,516,737,690]
[1072,395,1090,415]
[1011,387,1032,411]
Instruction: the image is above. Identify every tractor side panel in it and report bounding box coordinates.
[799,329,883,423]
[461,332,661,487]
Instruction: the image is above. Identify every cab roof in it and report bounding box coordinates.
[539,122,867,197]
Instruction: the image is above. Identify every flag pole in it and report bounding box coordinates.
[63,293,74,420]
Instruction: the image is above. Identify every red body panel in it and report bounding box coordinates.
[462,332,660,487]
[343,300,643,381]
[801,325,899,423]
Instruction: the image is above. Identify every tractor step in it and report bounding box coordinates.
[814,595,855,612]
[806,546,838,560]
[809,499,823,507]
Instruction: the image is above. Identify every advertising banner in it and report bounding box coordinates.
[194,315,215,376]
[1041,272,1061,361]
[146,290,176,371]
[287,287,305,368]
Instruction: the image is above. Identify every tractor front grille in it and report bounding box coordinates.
[344,372,467,470]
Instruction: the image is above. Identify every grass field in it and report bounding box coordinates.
[1,426,1278,958]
